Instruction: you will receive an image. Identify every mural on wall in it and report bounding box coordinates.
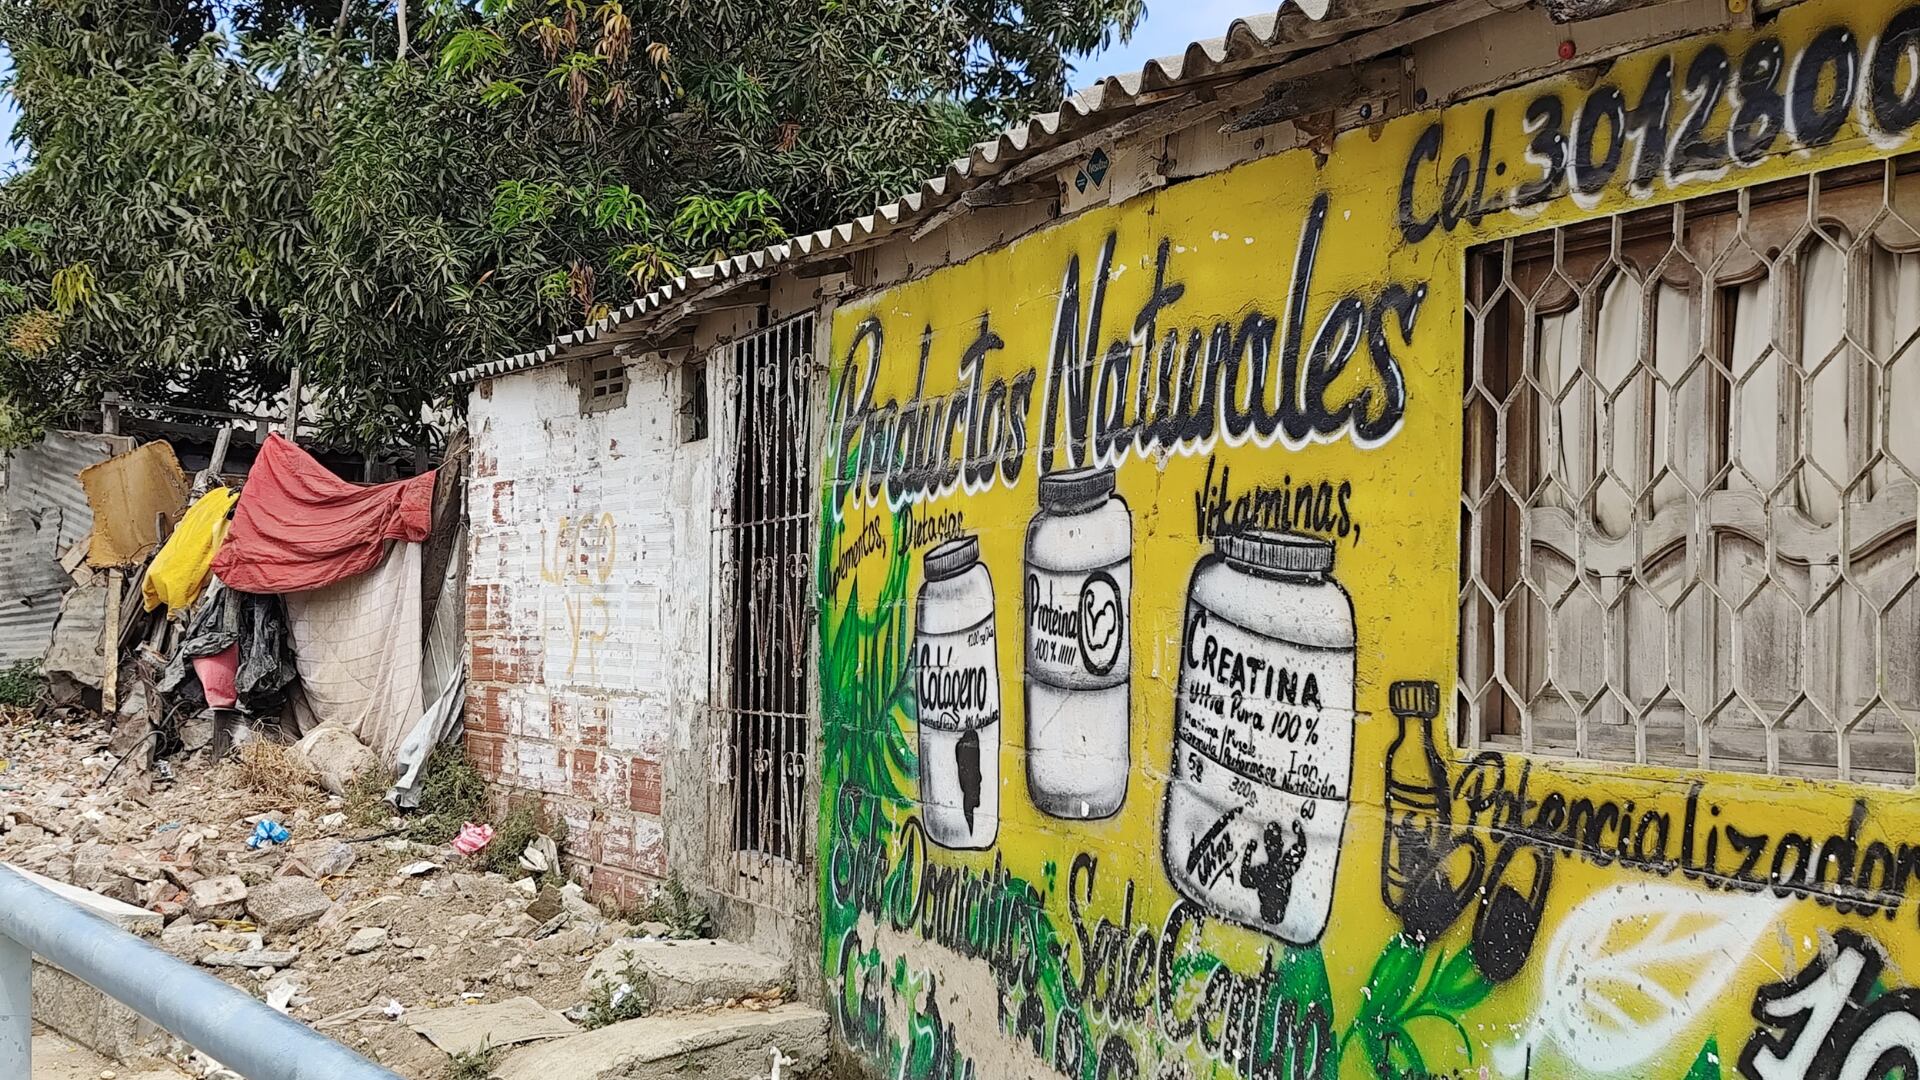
[819,0,1920,1076]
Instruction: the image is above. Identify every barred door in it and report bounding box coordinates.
[708,314,817,911]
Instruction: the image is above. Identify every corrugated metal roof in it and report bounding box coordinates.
[0,431,134,665]
[455,1,1410,386]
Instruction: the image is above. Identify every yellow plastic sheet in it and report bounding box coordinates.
[141,487,239,612]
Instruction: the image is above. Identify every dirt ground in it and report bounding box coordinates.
[0,715,648,1080]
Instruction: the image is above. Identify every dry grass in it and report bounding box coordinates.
[231,739,319,797]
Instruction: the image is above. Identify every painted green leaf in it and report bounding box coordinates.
[1683,1036,1722,1080]
[1361,934,1424,1022]
[1350,936,1424,1080]
[1428,945,1495,1013]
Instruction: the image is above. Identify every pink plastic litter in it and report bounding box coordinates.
[451,822,495,855]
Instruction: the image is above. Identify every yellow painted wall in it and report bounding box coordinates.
[818,1,1920,1076]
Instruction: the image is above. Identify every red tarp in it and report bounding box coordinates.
[211,434,435,594]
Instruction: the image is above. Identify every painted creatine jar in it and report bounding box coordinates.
[1024,467,1131,820]
[1162,529,1355,945]
[913,535,1001,850]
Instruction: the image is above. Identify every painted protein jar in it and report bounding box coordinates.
[913,535,1002,850]
[1024,466,1132,820]
[1162,529,1355,945]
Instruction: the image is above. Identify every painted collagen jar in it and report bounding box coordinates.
[1161,529,1355,945]
[914,535,1001,850]
[1024,467,1132,820]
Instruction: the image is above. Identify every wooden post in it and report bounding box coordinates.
[195,425,234,495]
[283,368,302,444]
[102,569,123,713]
[207,424,233,476]
[100,393,121,436]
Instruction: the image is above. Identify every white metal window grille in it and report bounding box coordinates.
[1462,157,1920,784]
[708,314,816,910]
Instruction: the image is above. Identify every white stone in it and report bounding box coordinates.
[286,726,378,797]
[184,876,248,921]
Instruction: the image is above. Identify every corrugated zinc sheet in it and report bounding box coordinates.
[453,1,1381,386]
[0,431,134,666]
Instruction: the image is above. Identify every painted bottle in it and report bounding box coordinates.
[1162,530,1354,945]
[1380,679,1480,941]
[1024,467,1132,820]
[913,535,1001,850]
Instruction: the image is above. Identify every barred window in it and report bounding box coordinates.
[578,357,628,413]
[1462,157,1920,784]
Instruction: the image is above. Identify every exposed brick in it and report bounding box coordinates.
[490,479,516,525]
[594,812,666,877]
[595,813,633,867]
[464,732,509,783]
[469,643,503,684]
[465,685,510,735]
[471,636,542,684]
[589,865,657,906]
[569,749,599,800]
[464,583,507,633]
[594,754,630,807]
[550,693,612,745]
[628,757,662,815]
[578,701,609,747]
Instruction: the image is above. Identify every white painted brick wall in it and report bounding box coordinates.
[465,354,714,895]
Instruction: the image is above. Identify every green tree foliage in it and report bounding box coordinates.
[0,0,1140,449]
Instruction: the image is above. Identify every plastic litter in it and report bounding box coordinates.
[265,981,298,1013]
[382,999,406,1019]
[518,835,558,873]
[450,822,494,855]
[247,819,290,849]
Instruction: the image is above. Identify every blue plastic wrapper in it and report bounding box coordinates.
[247,819,290,849]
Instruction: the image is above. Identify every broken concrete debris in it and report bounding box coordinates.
[581,938,791,1011]
[288,838,354,878]
[496,1003,829,1080]
[184,876,247,921]
[405,995,575,1056]
[244,877,332,935]
[0,722,801,1079]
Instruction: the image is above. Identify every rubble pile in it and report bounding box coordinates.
[0,719,756,1079]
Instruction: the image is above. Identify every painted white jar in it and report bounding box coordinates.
[1161,530,1354,945]
[914,536,1001,850]
[1024,467,1131,820]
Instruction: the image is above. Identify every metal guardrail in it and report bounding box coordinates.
[0,864,404,1079]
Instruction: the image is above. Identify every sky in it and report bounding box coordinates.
[0,46,17,176]
[1074,0,1259,88]
[0,3,1243,176]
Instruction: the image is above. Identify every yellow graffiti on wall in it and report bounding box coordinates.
[818,0,1920,1077]
[541,513,617,681]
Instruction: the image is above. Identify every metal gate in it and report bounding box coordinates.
[707,314,817,912]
